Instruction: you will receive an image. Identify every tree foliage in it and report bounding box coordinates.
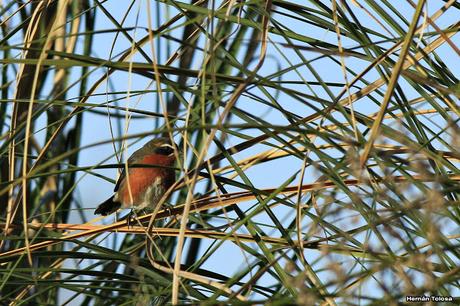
[1,0,459,304]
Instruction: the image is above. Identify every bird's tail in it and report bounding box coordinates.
[94,196,121,216]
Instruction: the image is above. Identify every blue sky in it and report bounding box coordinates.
[7,0,454,302]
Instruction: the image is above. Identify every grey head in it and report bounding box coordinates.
[138,137,177,157]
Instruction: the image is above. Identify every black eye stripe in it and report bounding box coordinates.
[156,146,174,155]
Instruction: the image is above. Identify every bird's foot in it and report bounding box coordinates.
[166,206,177,222]
[125,209,149,227]
[126,209,137,227]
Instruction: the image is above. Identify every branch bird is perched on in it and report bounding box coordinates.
[94,137,178,216]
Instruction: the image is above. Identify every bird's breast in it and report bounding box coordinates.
[115,153,175,208]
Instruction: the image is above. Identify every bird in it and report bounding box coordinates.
[94,137,178,216]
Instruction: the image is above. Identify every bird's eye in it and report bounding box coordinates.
[156,145,174,155]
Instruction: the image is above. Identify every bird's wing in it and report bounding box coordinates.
[113,168,125,192]
[113,148,144,192]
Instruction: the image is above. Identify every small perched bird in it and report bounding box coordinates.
[94,137,177,216]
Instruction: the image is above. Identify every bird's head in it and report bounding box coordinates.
[142,137,178,157]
